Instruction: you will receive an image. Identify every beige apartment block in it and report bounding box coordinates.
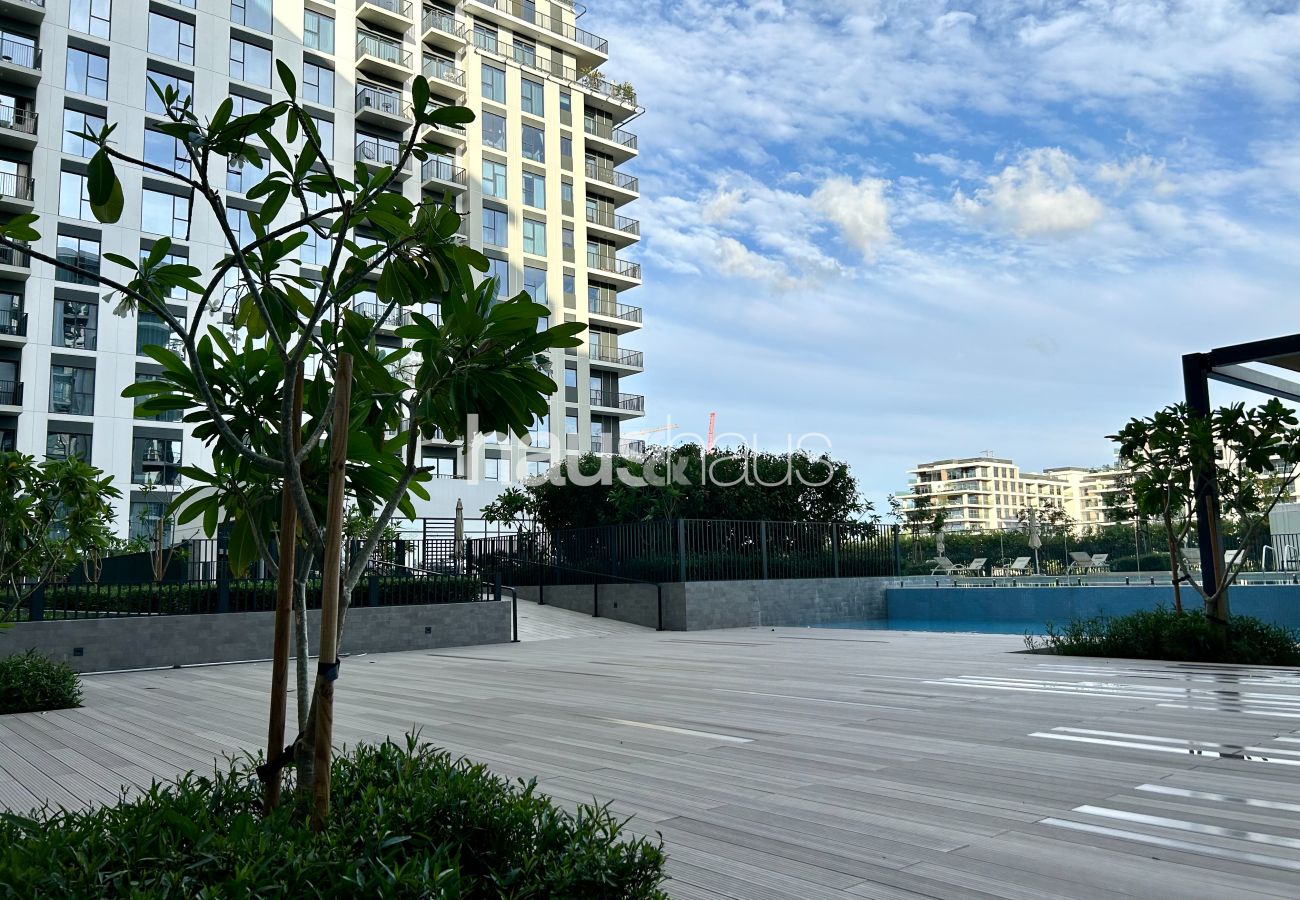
[0,0,644,534]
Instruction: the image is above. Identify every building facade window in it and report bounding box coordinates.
[483,160,507,198]
[472,23,498,53]
[521,78,544,116]
[230,38,272,86]
[129,501,173,542]
[482,63,506,103]
[482,111,506,151]
[132,437,182,486]
[530,413,550,448]
[304,11,335,53]
[53,298,97,350]
[144,128,191,176]
[55,233,100,284]
[482,207,507,248]
[69,0,111,38]
[49,364,95,415]
[512,37,535,67]
[58,171,93,220]
[310,116,334,154]
[303,60,334,105]
[148,12,194,64]
[46,431,92,460]
[486,256,508,296]
[522,171,545,208]
[146,70,192,114]
[522,124,545,162]
[565,413,578,434]
[62,108,105,157]
[231,0,272,33]
[142,189,191,238]
[136,310,171,354]
[523,265,547,305]
[522,218,546,255]
[66,47,110,99]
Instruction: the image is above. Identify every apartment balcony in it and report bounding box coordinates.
[0,242,30,278]
[587,251,641,289]
[421,7,467,52]
[0,37,41,85]
[589,389,644,418]
[0,379,21,411]
[0,310,26,346]
[0,107,37,150]
[585,207,640,248]
[584,161,638,203]
[587,297,641,333]
[425,104,467,148]
[467,0,608,65]
[355,85,412,130]
[355,139,413,179]
[588,343,644,372]
[619,439,646,456]
[356,33,413,82]
[0,0,44,24]
[353,300,413,330]
[583,120,637,163]
[0,173,34,212]
[356,0,414,33]
[420,156,467,194]
[422,56,465,95]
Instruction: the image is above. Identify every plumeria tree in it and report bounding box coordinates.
[0,66,582,814]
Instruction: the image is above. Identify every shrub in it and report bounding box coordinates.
[1027,607,1300,665]
[0,735,669,898]
[1109,552,1173,572]
[0,651,82,714]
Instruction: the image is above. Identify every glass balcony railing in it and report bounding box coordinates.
[585,161,638,192]
[587,252,640,280]
[587,297,641,323]
[585,207,639,236]
[356,33,412,68]
[589,389,644,412]
[467,0,608,55]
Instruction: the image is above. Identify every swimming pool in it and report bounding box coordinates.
[817,618,1046,635]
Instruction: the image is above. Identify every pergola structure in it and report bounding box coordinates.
[1183,333,1300,602]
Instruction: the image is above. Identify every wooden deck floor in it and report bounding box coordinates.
[3,622,1299,899]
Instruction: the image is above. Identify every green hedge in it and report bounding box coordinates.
[1027,608,1300,665]
[39,575,482,618]
[0,651,82,715]
[0,736,669,898]
[1109,552,1173,572]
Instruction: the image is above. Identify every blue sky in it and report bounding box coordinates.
[591,0,1300,509]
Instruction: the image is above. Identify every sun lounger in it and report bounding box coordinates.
[994,556,1031,576]
[1090,553,1109,572]
[1066,551,1096,574]
[929,556,964,575]
[961,557,988,577]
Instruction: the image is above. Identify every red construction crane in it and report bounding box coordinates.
[706,412,717,452]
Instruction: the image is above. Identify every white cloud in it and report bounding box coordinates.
[954,148,1105,237]
[810,177,891,261]
[1096,154,1174,194]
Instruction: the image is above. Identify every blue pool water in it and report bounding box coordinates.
[817,619,1047,635]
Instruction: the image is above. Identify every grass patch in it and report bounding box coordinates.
[0,650,82,715]
[0,735,669,898]
[1026,607,1300,665]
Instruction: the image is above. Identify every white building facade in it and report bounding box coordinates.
[0,0,644,536]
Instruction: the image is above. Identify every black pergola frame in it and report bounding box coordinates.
[1183,332,1300,601]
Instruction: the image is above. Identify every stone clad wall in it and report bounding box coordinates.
[2,601,513,674]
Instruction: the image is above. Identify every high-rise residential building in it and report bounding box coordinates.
[0,0,644,536]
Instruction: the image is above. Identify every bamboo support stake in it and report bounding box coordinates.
[265,368,303,810]
[311,352,352,830]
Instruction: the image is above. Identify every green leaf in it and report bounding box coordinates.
[87,150,115,205]
[227,516,260,577]
[276,59,297,97]
[90,177,124,225]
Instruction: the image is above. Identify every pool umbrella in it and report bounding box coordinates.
[454,498,464,574]
[934,530,945,559]
[1027,507,1042,574]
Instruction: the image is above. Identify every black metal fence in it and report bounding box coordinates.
[23,572,485,621]
[467,519,899,586]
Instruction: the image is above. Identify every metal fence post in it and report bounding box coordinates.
[29,585,43,622]
[832,523,840,578]
[760,521,769,580]
[493,570,502,603]
[892,524,902,577]
[217,571,230,614]
[368,573,379,607]
[676,518,687,582]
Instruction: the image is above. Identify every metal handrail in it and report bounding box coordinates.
[421,8,466,39]
[355,85,410,117]
[0,243,30,267]
[0,173,34,200]
[353,300,413,326]
[589,389,644,411]
[423,56,464,85]
[0,40,40,69]
[421,156,467,185]
[0,107,37,134]
[587,298,641,322]
[359,0,412,15]
[355,138,411,170]
[588,344,643,367]
[583,120,637,148]
[587,252,641,279]
[0,380,21,406]
[0,311,25,336]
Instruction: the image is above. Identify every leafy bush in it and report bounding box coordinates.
[1108,552,1173,572]
[0,651,82,714]
[0,735,669,898]
[1027,607,1300,665]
